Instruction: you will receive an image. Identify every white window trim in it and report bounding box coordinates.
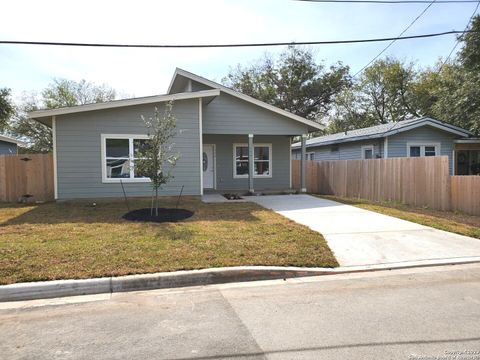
[306,152,315,161]
[101,134,152,183]
[233,143,273,179]
[406,142,441,157]
[361,145,375,159]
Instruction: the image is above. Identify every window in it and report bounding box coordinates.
[233,144,272,178]
[331,145,339,152]
[361,145,374,159]
[306,152,315,161]
[102,134,151,183]
[407,143,440,158]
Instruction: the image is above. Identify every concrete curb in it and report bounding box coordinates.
[2,257,480,302]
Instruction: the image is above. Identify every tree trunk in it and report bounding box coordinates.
[155,187,159,216]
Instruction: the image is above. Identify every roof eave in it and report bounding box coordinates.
[28,89,220,120]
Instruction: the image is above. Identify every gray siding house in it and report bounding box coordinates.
[0,135,21,155]
[29,68,322,200]
[292,118,479,175]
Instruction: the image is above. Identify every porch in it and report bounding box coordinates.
[454,140,480,175]
[201,134,308,195]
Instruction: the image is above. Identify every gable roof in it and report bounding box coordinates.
[28,89,220,125]
[292,117,473,148]
[0,134,23,146]
[168,68,324,131]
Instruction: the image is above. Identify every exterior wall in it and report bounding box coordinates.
[203,93,309,135]
[292,140,383,161]
[55,99,200,199]
[0,140,17,155]
[387,125,457,174]
[203,134,291,191]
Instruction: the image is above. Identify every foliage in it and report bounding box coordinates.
[0,88,15,133]
[458,15,480,73]
[11,79,116,152]
[223,46,352,122]
[134,102,180,216]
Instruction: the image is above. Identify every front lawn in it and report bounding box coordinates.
[0,197,338,285]
[319,195,480,239]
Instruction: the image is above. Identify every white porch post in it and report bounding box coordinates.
[301,134,307,193]
[248,134,254,193]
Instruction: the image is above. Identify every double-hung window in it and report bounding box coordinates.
[407,143,440,158]
[101,134,151,183]
[233,143,272,178]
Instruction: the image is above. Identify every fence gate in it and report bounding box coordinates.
[0,154,54,203]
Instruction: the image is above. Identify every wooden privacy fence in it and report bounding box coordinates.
[292,156,480,215]
[0,154,54,203]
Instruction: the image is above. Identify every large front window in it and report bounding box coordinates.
[101,134,151,183]
[233,144,272,178]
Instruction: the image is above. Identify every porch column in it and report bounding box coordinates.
[248,134,254,193]
[301,134,307,193]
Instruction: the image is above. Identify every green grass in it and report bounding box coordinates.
[0,197,338,285]
[318,195,480,239]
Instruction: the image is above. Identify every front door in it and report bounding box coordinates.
[203,144,214,189]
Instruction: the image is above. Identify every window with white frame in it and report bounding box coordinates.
[361,145,374,159]
[407,143,440,158]
[102,134,151,182]
[306,152,315,161]
[233,144,272,178]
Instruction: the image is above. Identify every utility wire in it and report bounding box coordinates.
[353,0,438,77]
[0,30,472,49]
[438,1,480,71]
[297,0,476,3]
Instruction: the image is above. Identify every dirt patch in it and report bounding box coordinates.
[123,208,194,223]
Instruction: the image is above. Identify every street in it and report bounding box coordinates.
[1,264,479,360]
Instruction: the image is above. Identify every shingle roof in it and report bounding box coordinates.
[292,117,472,148]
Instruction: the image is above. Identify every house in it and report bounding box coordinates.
[0,134,22,155]
[28,68,322,200]
[292,117,480,175]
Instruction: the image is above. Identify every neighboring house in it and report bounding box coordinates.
[292,117,480,175]
[0,135,22,155]
[29,68,322,200]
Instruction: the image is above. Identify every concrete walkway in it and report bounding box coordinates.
[248,195,480,267]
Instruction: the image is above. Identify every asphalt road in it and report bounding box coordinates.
[1,264,480,360]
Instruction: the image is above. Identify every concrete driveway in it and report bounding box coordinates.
[248,195,480,267]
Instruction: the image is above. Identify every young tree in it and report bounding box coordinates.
[135,102,180,216]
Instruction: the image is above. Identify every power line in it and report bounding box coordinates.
[353,0,438,77]
[297,0,476,3]
[438,1,480,71]
[0,31,472,49]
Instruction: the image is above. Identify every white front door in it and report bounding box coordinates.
[202,144,214,189]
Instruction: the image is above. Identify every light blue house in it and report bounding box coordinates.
[29,68,322,200]
[292,118,480,175]
[0,135,21,155]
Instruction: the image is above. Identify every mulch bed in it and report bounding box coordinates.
[122,208,194,223]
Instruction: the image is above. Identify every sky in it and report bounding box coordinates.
[0,0,478,100]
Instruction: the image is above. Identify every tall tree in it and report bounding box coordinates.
[0,88,15,132]
[13,79,117,152]
[412,15,480,134]
[328,58,418,133]
[458,15,480,73]
[223,46,352,122]
[356,57,418,124]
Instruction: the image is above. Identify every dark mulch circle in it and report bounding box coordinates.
[122,208,194,223]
